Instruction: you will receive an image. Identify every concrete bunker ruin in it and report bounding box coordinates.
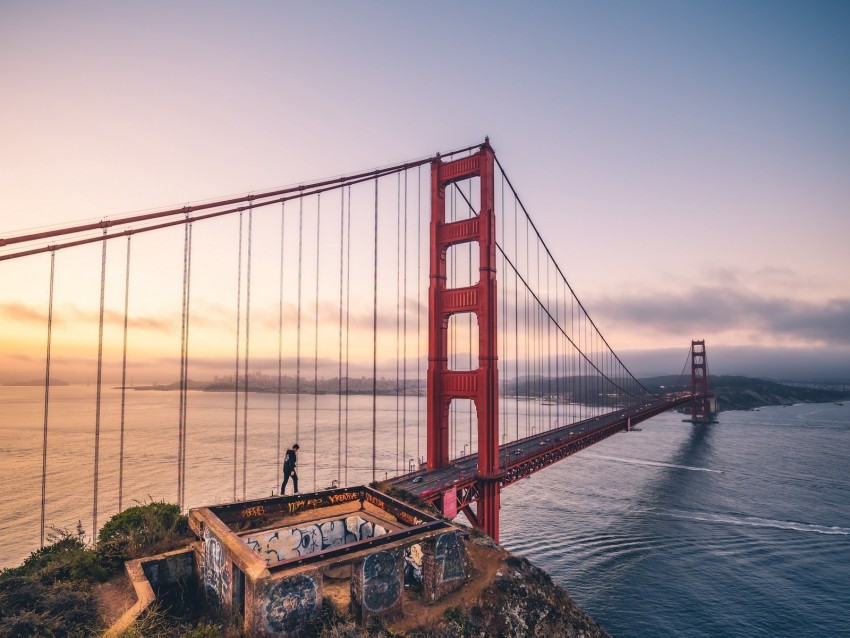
[188,486,466,637]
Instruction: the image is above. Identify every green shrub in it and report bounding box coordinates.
[97,501,190,570]
[2,525,107,584]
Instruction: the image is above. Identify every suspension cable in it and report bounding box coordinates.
[181,223,193,507]
[453,182,649,402]
[242,206,253,500]
[513,193,519,440]
[344,186,352,485]
[277,202,285,491]
[296,197,303,444]
[468,179,473,450]
[395,172,400,475]
[416,166,421,466]
[371,175,379,483]
[92,228,107,540]
[1,143,487,251]
[118,237,130,512]
[232,212,243,501]
[40,250,55,548]
[312,195,320,491]
[494,155,655,397]
[178,220,189,506]
[337,188,344,485]
[402,169,408,472]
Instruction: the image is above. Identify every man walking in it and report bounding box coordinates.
[281,443,300,495]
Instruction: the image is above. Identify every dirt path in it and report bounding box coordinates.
[94,573,137,627]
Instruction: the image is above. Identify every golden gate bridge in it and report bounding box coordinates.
[0,138,711,549]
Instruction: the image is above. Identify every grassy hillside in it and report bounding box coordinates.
[640,375,849,412]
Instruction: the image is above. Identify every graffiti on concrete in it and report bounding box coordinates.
[245,515,388,564]
[404,543,423,583]
[362,550,402,612]
[435,532,464,582]
[204,527,231,604]
[265,573,320,634]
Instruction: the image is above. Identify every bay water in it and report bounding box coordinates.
[1,386,847,637]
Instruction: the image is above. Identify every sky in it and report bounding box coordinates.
[1,0,849,383]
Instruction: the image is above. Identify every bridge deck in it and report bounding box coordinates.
[386,393,698,503]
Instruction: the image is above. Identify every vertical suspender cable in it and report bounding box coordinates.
[344,186,352,485]
[118,237,131,512]
[371,175,379,482]
[416,166,421,466]
[181,224,193,507]
[242,205,253,500]
[535,235,541,433]
[338,189,344,485]
[546,263,561,424]
[402,170,408,471]
[513,195,519,441]
[232,212,243,500]
[312,195,321,491]
[467,179,472,450]
[277,203,285,491]
[395,173,400,475]
[524,215,530,437]
[497,174,508,443]
[92,228,107,540]
[449,187,455,455]
[296,196,303,444]
[178,221,189,506]
[40,250,55,548]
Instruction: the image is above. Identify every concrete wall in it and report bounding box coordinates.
[351,547,405,624]
[141,550,194,590]
[203,526,233,607]
[248,569,323,638]
[422,531,466,602]
[243,515,388,564]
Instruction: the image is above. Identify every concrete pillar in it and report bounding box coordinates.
[422,531,466,602]
[251,569,322,638]
[350,548,404,624]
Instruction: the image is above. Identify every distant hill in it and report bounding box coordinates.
[640,375,850,412]
[2,378,69,387]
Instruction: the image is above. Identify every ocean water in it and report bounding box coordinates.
[1,388,847,637]
[501,402,850,637]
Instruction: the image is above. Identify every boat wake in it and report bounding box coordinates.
[582,454,723,473]
[667,511,850,535]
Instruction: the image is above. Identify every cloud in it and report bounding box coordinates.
[589,287,850,346]
[0,302,46,324]
[0,302,174,332]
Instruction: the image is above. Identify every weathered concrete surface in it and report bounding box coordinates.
[103,547,194,638]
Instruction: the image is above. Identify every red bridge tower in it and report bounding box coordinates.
[690,339,713,422]
[427,141,502,540]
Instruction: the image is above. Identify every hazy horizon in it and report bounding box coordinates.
[4,344,848,387]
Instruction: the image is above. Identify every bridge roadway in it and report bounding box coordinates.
[386,392,699,509]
